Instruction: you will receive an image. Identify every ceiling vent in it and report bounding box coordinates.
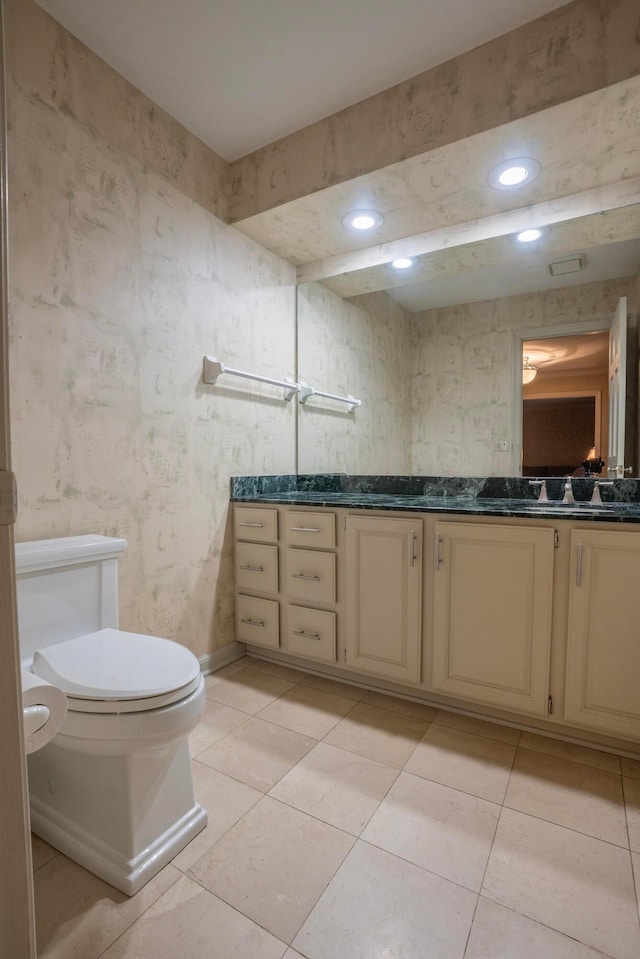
[548,254,586,277]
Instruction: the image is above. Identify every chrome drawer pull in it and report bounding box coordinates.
[238,522,264,528]
[290,526,320,533]
[240,618,265,627]
[434,533,442,570]
[576,543,583,587]
[293,629,321,641]
[292,573,321,581]
[239,564,264,572]
[409,529,417,567]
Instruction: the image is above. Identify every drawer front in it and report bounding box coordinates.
[285,548,336,605]
[235,543,278,594]
[286,605,336,663]
[235,507,278,543]
[236,595,279,648]
[285,510,335,549]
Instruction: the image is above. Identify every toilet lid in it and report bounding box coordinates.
[32,629,201,706]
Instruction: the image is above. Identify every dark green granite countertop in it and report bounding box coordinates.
[230,475,640,523]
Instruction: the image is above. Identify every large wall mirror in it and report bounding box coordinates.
[294,77,640,479]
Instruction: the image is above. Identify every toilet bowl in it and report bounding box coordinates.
[16,534,208,896]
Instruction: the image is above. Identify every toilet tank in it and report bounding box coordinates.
[15,535,127,668]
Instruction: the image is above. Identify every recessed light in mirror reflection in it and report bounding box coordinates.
[488,157,541,190]
[391,257,416,269]
[517,228,543,243]
[500,166,528,186]
[342,210,384,231]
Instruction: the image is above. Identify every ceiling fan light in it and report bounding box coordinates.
[522,355,539,384]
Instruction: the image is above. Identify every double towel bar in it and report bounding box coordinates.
[202,355,361,412]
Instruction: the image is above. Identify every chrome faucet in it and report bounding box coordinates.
[591,479,614,506]
[528,479,549,503]
[562,478,575,505]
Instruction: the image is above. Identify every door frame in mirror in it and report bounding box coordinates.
[511,320,609,476]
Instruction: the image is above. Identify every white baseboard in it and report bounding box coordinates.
[199,641,247,676]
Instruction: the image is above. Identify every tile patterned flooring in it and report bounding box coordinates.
[32,656,640,958]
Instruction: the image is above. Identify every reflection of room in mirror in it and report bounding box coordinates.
[522,332,608,476]
[523,395,598,476]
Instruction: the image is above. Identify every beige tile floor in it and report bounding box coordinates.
[32,656,640,959]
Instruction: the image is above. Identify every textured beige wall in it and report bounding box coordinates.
[7,0,296,656]
[410,278,631,476]
[297,284,412,474]
[229,0,640,220]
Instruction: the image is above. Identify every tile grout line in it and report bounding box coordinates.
[515,742,624,778]
[184,791,357,949]
[621,776,640,927]
[472,894,622,959]
[93,865,183,959]
[462,726,522,956]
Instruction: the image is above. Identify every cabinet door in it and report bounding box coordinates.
[433,523,554,715]
[565,529,640,740]
[345,515,422,683]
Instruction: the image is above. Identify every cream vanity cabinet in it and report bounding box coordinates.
[564,528,640,740]
[432,522,555,715]
[234,501,640,749]
[234,507,280,649]
[344,515,422,684]
[234,505,338,663]
[282,509,338,664]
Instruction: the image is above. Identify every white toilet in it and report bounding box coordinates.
[16,533,208,896]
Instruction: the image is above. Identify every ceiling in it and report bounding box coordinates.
[35,0,640,312]
[35,0,573,161]
[524,331,609,377]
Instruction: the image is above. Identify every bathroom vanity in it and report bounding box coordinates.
[231,475,640,754]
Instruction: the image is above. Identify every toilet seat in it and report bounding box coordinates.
[31,628,202,713]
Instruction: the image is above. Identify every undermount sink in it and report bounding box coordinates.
[522,500,624,512]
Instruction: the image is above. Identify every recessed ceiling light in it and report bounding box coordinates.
[342,210,384,231]
[517,228,543,243]
[391,257,416,270]
[488,158,541,191]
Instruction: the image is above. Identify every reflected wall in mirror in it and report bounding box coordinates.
[297,282,413,474]
[297,265,640,477]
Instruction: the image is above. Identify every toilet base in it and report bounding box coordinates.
[27,736,208,895]
[30,794,207,896]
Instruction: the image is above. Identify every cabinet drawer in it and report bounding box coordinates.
[285,510,335,549]
[235,543,278,594]
[234,507,278,543]
[286,605,336,663]
[236,595,279,648]
[285,548,336,605]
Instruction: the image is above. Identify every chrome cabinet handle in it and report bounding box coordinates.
[292,573,321,581]
[576,543,583,587]
[239,564,264,572]
[240,618,265,627]
[409,530,417,567]
[293,629,321,641]
[290,526,320,533]
[238,522,264,528]
[434,533,442,570]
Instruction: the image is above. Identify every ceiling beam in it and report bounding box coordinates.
[297,177,640,284]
